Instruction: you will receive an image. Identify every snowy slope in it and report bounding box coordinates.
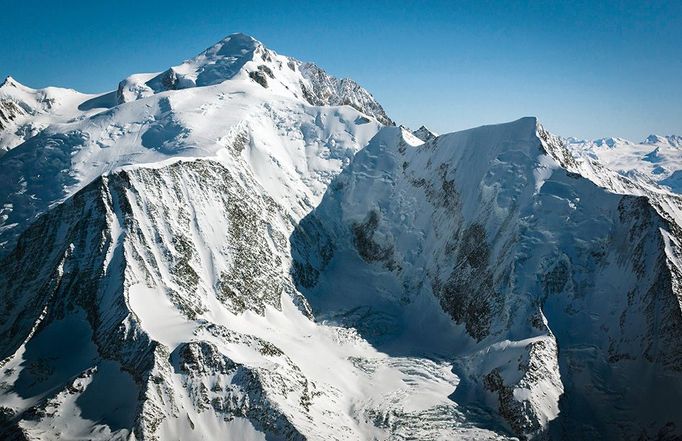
[541,134,682,230]
[565,135,682,194]
[0,142,508,441]
[566,135,682,190]
[0,76,114,155]
[0,34,509,441]
[292,118,682,439]
[0,34,386,254]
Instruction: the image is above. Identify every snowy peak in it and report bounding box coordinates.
[411,125,437,142]
[200,32,261,62]
[5,31,682,441]
[0,75,23,90]
[440,116,539,150]
[593,136,632,148]
[568,134,682,150]
[115,33,265,102]
[0,32,390,247]
[293,116,682,439]
[0,77,103,154]
[564,132,682,196]
[0,75,93,116]
[116,33,392,125]
[644,134,682,148]
[153,32,265,89]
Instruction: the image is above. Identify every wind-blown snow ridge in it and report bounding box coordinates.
[0,76,108,154]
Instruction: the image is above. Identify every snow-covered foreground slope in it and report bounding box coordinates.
[1,33,682,441]
[292,118,682,439]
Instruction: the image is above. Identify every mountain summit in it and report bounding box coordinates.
[116,33,392,125]
[0,35,681,441]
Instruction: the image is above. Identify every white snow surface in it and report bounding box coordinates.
[0,34,385,253]
[291,118,682,439]
[566,135,682,196]
[0,76,113,153]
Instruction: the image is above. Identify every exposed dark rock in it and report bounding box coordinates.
[249,71,268,88]
[351,210,397,270]
[257,64,275,79]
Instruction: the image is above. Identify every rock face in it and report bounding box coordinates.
[1,35,682,441]
[297,63,392,126]
[411,125,437,142]
[0,98,24,132]
[292,119,682,439]
[0,157,305,439]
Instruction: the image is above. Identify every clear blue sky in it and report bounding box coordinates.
[1,0,680,140]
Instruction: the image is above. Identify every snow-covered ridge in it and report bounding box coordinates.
[0,34,387,255]
[565,133,682,195]
[2,110,682,439]
[116,33,392,125]
[644,134,682,147]
[0,76,109,154]
[0,149,509,441]
[292,117,682,439]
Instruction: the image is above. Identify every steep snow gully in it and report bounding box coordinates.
[0,34,681,441]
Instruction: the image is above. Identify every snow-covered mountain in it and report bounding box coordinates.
[0,76,109,155]
[114,33,392,126]
[411,125,437,142]
[566,135,682,195]
[0,33,388,255]
[1,34,681,441]
[292,119,682,439]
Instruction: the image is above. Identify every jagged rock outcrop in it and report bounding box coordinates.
[411,125,437,142]
[297,63,392,126]
[0,155,326,439]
